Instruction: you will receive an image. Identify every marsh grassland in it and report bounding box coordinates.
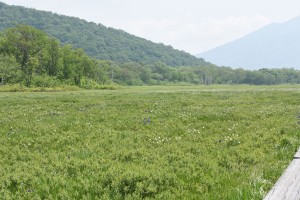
[0,85,299,199]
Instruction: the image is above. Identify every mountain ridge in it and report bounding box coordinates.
[197,15,300,69]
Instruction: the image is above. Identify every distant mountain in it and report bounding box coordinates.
[197,16,300,70]
[0,2,208,67]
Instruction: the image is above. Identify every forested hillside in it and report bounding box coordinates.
[0,2,207,66]
[0,2,300,88]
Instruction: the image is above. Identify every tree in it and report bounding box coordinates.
[60,44,76,82]
[94,60,110,84]
[0,54,21,84]
[2,25,49,86]
[45,38,61,76]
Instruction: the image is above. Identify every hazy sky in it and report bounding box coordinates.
[1,0,300,54]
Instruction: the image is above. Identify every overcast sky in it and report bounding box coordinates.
[1,0,300,54]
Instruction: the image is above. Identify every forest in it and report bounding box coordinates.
[1,25,300,88]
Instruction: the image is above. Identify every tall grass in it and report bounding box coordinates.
[0,85,299,199]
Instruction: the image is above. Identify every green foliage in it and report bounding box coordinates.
[0,84,81,92]
[31,74,60,87]
[0,25,110,88]
[0,54,21,84]
[0,8,300,87]
[0,86,299,199]
[0,26,53,86]
[1,25,300,88]
[109,63,300,86]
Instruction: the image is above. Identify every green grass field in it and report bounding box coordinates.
[0,85,299,199]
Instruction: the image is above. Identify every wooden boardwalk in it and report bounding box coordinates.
[264,148,300,200]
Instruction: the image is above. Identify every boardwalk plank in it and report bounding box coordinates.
[264,148,300,200]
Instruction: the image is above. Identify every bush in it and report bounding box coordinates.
[32,75,60,87]
[80,77,119,90]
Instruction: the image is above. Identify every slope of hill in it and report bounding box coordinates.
[0,2,207,66]
[197,16,300,70]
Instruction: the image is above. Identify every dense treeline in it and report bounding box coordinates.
[111,63,300,85]
[0,2,207,67]
[1,25,300,88]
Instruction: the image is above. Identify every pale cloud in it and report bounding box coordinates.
[116,14,271,54]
